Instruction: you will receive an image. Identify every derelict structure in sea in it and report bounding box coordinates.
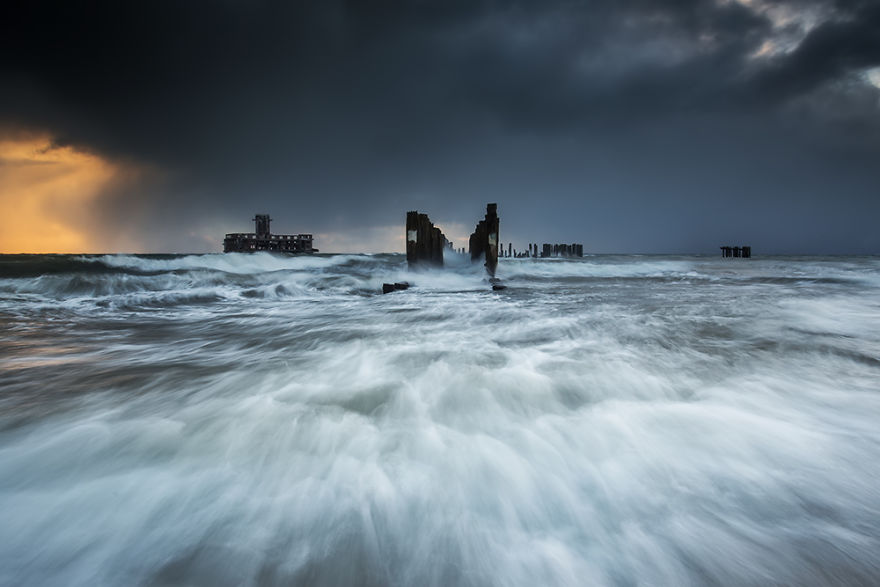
[720,245,752,258]
[223,214,317,253]
[406,203,500,277]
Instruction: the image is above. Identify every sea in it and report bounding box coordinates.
[1,252,879,586]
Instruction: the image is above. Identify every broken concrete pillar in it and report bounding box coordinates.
[406,210,447,268]
[468,203,499,278]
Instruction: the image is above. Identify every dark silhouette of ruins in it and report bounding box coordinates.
[406,211,449,267]
[720,245,751,258]
[223,214,316,253]
[494,242,583,258]
[469,203,500,278]
[405,204,500,278]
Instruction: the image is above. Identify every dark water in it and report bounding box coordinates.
[1,252,880,586]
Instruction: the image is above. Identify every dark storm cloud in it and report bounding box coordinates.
[1,0,878,252]
[750,1,880,101]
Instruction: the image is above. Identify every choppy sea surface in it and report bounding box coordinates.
[1,252,879,586]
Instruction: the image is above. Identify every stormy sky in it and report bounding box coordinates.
[1,0,879,253]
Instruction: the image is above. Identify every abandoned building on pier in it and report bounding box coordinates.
[223,214,316,253]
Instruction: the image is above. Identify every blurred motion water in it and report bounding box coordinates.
[1,252,879,586]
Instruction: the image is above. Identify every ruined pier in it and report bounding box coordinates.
[541,243,583,258]
[720,245,751,258]
[468,203,500,278]
[406,211,449,267]
[405,203,500,277]
[496,242,583,258]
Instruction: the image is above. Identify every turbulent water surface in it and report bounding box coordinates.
[1,252,879,586]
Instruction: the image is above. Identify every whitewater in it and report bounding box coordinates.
[1,252,879,586]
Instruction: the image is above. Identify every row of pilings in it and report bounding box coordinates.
[720,245,751,258]
[498,243,583,258]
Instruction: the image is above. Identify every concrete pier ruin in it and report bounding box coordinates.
[720,245,751,258]
[406,211,449,267]
[495,241,583,258]
[541,243,583,258]
[404,203,500,279]
[468,203,500,278]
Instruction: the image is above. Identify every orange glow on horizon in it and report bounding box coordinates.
[0,136,119,253]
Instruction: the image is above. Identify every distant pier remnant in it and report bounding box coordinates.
[407,211,449,268]
[223,214,316,253]
[720,245,751,258]
[537,243,583,258]
[469,203,500,277]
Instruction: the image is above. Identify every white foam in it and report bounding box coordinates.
[2,254,880,585]
[83,252,365,274]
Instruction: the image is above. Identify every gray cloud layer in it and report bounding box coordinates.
[2,0,878,252]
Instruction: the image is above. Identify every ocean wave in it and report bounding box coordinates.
[83,252,371,274]
[2,254,880,585]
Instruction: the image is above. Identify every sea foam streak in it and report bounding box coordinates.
[1,253,879,586]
